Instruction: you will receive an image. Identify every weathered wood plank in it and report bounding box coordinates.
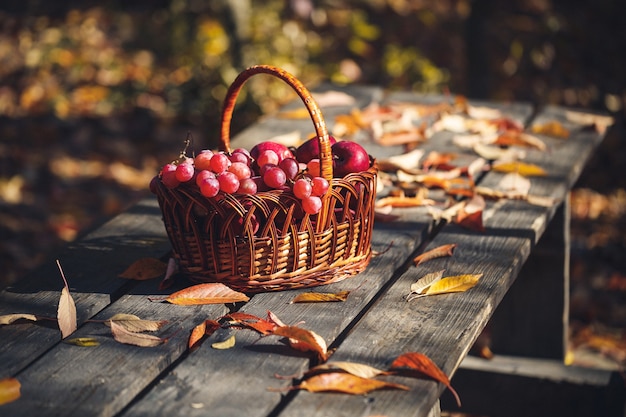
[0,199,170,378]
[120,210,432,417]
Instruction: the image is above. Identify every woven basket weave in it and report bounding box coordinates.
[153,65,377,293]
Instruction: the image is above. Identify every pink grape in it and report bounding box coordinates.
[256,149,279,168]
[263,166,287,189]
[301,195,322,214]
[200,177,220,197]
[307,159,321,177]
[195,169,216,187]
[293,178,312,199]
[311,176,329,197]
[278,157,299,180]
[210,152,231,173]
[229,151,250,164]
[218,171,240,193]
[175,163,194,182]
[160,163,180,188]
[194,150,214,170]
[258,163,277,177]
[238,177,258,194]
[228,162,252,180]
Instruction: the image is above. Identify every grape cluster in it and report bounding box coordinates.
[152,147,330,215]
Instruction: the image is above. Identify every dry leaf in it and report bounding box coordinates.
[389,352,461,407]
[424,274,482,296]
[64,337,100,347]
[272,325,328,360]
[497,172,531,196]
[118,257,167,280]
[110,320,164,347]
[0,313,37,325]
[531,120,570,138]
[295,373,409,395]
[223,312,277,335]
[377,148,425,173]
[56,260,77,339]
[492,161,547,177]
[106,313,168,333]
[472,143,526,161]
[211,334,236,350]
[413,244,457,266]
[305,361,390,379]
[375,193,435,209]
[565,110,614,134]
[313,90,356,107]
[493,131,547,151]
[290,291,350,303]
[0,378,21,405]
[408,270,446,301]
[188,319,221,349]
[164,283,249,305]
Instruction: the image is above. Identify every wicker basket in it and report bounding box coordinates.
[153,65,377,293]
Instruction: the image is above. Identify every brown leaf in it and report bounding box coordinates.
[223,312,277,335]
[389,352,461,406]
[164,283,249,305]
[306,361,390,379]
[0,313,37,325]
[413,244,457,266]
[56,260,77,339]
[295,373,409,394]
[271,325,328,360]
[493,131,547,150]
[0,377,21,405]
[455,195,486,232]
[408,270,446,301]
[106,313,168,333]
[110,320,164,347]
[118,257,167,280]
[531,120,570,138]
[188,319,220,349]
[290,291,350,303]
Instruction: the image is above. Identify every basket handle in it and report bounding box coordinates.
[220,65,333,182]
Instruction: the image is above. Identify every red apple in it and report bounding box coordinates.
[331,141,370,177]
[250,141,294,163]
[295,135,337,164]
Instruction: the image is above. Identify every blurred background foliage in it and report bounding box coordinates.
[0,0,625,347]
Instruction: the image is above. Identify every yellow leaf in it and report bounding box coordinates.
[424,274,482,296]
[531,120,570,138]
[290,291,350,303]
[65,337,100,347]
[296,373,409,394]
[211,335,236,350]
[492,161,547,177]
[0,313,37,325]
[0,378,20,405]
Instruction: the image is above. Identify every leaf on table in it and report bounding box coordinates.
[497,172,531,196]
[455,195,486,232]
[294,373,409,395]
[313,90,357,107]
[223,312,278,335]
[421,151,457,171]
[105,313,168,333]
[565,110,614,134]
[374,126,427,147]
[493,131,546,151]
[188,319,221,350]
[389,352,461,407]
[452,132,498,149]
[375,192,435,209]
[413,244,457,266]
[531,120,570,138]
[110,320,164,347]
[305,361,390,379]
[333,112,364,137]
[163,283,249,305]
[158,257,178,290]
[377,148,425,173]
[211,334,236,350]
[492,161,547,177]
[466,104,503,120]
[472,143,526,161]
[0,377,21,406]
[118,257,167,280]
[0,313,37,325]
[423,274,482,296]
[290,290,350,303]
[64,337,100,347]
[56,260,77,339]
[271,325,328,360]
[408,270,446,301]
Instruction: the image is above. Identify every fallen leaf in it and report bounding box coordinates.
[492,161,547,177]
[271,325,328,360]
[106,313,168,333]
[496,172,531,196]
[64,337,100,347]
[421,151,457,171]
[531,120,570,138]
[56,260,77,339]
[565,110,614,134]
[290,291,350,303]
[472,143,526,161]
[413,244,457,266]
[211,334,236,350]
[118,257,167,280]
[423,274,482,296]
[408,270,446,301]
[313,90,356,107]
[377,148,425,173]
[493,131,546,151]
[164,283,249,305]
[306,362,390,379]
[223,312,277,335]
[375,193,435,209]
[0,378,21,405]
[188,319,220,349]
[466,104,502,120]
[110,320,164,347]
[0,313,37,325]
[389,352,461,406]
[294,372,409,394]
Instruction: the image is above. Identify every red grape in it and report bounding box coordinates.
[229,151,250,165]
[238,177,258,194]
[257,149,279,168]
[218,171,240,193]
[278,157,299,180]
[200,177,220,197]
[307,159,321,177]
[175,163,194,182]
[195,169,216,187]
[160,163,180,188]
[293,178,312,199]
[194,150,214,170]
[263,166,287,189]
[228,162,252,180]
[311,176,329,197]
[210,152,231,173]
[301,196,322,214]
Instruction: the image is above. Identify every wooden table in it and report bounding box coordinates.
[1,85,623,417]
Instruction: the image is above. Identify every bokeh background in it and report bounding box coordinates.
[1,0,625,368]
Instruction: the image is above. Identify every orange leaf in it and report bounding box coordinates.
[223,312,277,335]
[271,325,328,360]
[290,291,350,303]
[389,352,461,407]
[119,257,167,280]
[421,151,457,171]
[295,372,409,394]
[0,377,20,405]
[56,260,77,339]
[413,244,457,266]
[188,321,206,350]
[492,161,547,177]
[164,283,249,305]
[531,120,570,138]
[455,195,486,232]
[110,320,164,347]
